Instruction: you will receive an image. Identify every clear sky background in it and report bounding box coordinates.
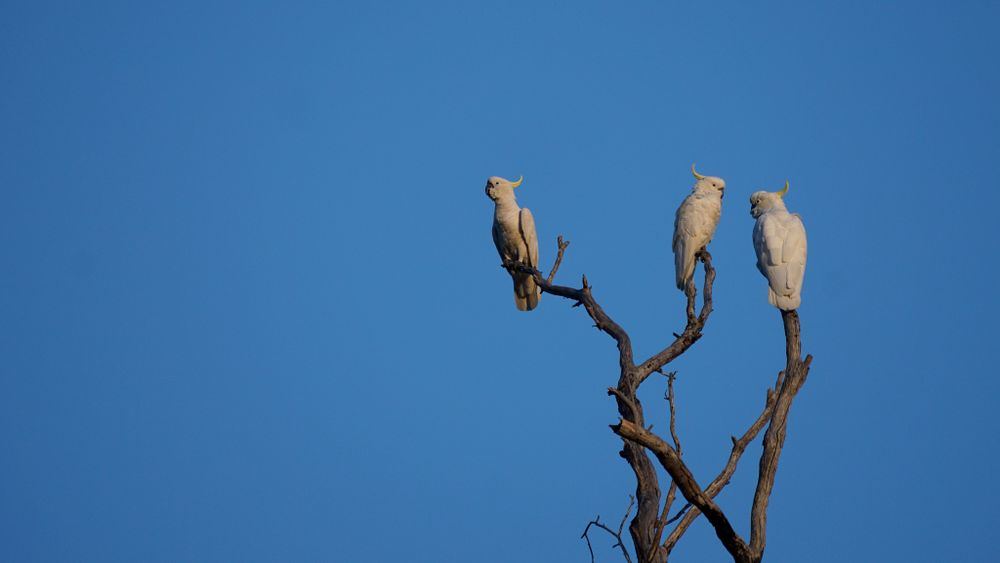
[2,1,998,562]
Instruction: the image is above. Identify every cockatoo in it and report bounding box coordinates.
[750,181,807,311]
[673,164,726,291]
[486,175,541,311]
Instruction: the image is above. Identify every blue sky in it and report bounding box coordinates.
[2,1,998,561]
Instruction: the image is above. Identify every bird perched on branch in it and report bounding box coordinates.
[750,181,808,310]
[672,164,726,291]
[486,175,541,311]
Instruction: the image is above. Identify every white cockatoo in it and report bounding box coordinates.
[486,175,541,311]
[672,164,726,291]
[750,181,807,311]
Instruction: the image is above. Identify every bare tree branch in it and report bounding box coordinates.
[611,418,755,563]
[507,238,657,556]
[636,251,716,384]
[665,373,683,455]
[506,256,635,371]
[663,382,779,554]
[665,503,691,526]
[649,482,678,563]
[510,240,725,563]
[607,386,641,423]
[748,311,813,560]
[648,372,682,560]
[581,496,636,563]
[546,235,570,284]
[502,237,812,563]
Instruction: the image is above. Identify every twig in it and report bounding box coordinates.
[581,496,635,563]
[649,482,677,563]
[547,236,570,284]
[665,503,691,526]
[618,495,636,544]
[505,245,634,371]
[697,251,716,326]
[583,520,597,563]
[647,373,682,559]
[666,373,682,453]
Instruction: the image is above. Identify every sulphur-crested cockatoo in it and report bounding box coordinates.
[673,164,726,291]
[486,175,541,311]
[750,181,807,311]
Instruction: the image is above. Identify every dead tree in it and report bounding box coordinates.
[503,236,813,563]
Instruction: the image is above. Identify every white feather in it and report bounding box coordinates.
[751,191,807,311]
[487,176,542,311]
[672,175,725,290]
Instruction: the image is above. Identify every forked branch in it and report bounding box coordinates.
[612,418,754,563]
[582,496,635,563]
[502,237,811,563]
[649,372,682,557]
[663,379,779,554]
[636,251,716,384]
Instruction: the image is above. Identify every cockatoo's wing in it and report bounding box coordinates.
[753,212,807,310]
[672,199,697,290]
[492,218,506,261]
[672,195,720,290]
[513,208,541,311]
[519,208,539,270]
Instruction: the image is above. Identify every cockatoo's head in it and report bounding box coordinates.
[485,176,523,202]
[690,164,725,198]
[750,181,790,218]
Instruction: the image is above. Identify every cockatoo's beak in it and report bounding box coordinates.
[691,164,706,180]
[777,180,789,198]
[510,176,523,188]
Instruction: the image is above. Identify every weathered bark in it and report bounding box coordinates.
[748,311,813,562]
